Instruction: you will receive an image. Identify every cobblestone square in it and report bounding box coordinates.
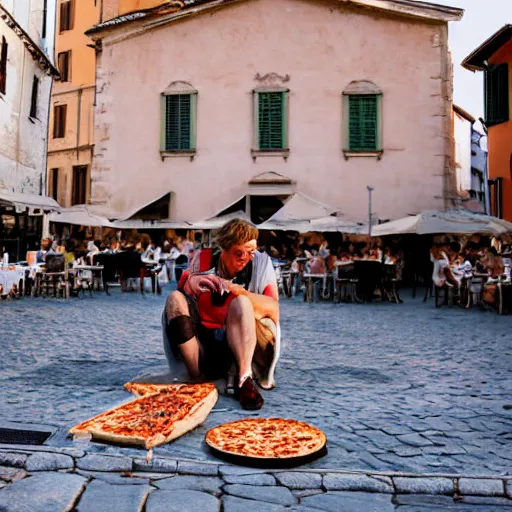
[1,286,511,475]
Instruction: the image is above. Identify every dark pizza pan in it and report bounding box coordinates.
[204,419,328,469]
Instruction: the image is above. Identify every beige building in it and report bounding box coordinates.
[48,1,174,208]
[86,0,463,225]
[47,0,102,207]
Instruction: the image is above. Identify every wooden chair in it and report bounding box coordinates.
[383,263,403,304]
[334,264,360,303]
[39,254,69,299]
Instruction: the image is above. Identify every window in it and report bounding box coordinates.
[164,95,192,150]
[53,104,67,138]
[50,168,59,201]
[485,64,509,126]
[160,82,197,155]
[348,95,379,151]
[343,81,383,155]
[255,91,288,150]
[72,166,87,205]
[57,51,71,82]
[30,76,39,119]
[60,0,75,32]
[0,36,8,95]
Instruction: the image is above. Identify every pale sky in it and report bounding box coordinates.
[434,0,512,123]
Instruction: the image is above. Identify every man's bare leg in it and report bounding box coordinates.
[165,290,202,380]
[226,295,257,381]
[226,296,263,409]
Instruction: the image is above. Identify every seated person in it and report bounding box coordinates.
[482,247,505,305]
[162,219,279,410]
[36,237,55,263]
[307,247,326,274]
[430,241,455,287]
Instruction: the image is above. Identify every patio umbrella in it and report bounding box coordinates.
[372,209,512,237]
[259,215,366,234]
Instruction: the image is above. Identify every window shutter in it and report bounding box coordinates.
[485,64,509,126]
[258,92,284,150]
[30,76,39,118]
[69,0,75,30]
[53,104,67,138]
[57,52,70,82]
[0,37,8,95]
[51,168,59,201]
[165,94,191,151]
[60,1,68,32]
[348,95,378,151]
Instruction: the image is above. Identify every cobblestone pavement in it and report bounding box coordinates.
[0,285,511,480]
[0,448,512,511]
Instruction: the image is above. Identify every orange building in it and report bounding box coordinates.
[463,25,512,221]
[48,0,166,207]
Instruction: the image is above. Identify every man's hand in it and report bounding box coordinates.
[183,274,225,297]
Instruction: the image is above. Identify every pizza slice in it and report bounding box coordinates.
[70,383,218,449]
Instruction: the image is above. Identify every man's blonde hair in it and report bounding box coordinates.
[216,219,258,250]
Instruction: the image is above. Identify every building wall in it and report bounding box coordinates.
[47,0,100,206]
[92,0,453,222]
[0,1,54,195]
[488,39,512,221]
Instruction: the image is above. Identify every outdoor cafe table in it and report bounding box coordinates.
[73,265,105,292]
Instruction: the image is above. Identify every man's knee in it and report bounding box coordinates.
[228,295,254,320]
[166,290,189,316]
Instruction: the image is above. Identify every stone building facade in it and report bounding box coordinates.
[86,0,463,223]
[0,0,57,195]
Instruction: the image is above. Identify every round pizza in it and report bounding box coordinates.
[205,418,327,459]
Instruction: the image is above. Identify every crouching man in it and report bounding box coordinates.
[162,219,280,410]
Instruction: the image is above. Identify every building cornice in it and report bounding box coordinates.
[462,24,512,72]
[86,0,463,43]
[0,4,59,77]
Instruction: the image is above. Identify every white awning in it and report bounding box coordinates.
[372,209,512,236]
[263,193,337,224]
[259,215,366,234]
[49,205,114,227]
[109,219,193,230]
[0,190,60,214]
[191,211,253,230]
[118,191,172,221]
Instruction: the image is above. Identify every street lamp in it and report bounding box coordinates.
[367,186,374,237]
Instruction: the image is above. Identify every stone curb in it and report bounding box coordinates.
[0,447,511,499]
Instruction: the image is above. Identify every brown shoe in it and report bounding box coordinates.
[237,377,264,410]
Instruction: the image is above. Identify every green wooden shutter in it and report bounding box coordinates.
[165,94,191,151]
[348,95,378,151]
[485,64,509,126]
[258,92,285,150]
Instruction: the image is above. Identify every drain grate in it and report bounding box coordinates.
[0,428,52,445]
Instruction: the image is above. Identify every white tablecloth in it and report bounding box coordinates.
[0,269,25,295]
